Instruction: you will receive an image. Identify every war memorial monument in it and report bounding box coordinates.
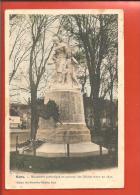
[35,37,107,157]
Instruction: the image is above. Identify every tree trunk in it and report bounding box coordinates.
[30,87,38,140]
[93,99,101,132]
[92,76,101,133]
[110,83,114,131]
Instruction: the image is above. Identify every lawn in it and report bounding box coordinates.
[10,152,117,173]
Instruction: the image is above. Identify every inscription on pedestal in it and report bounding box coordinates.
[44,90,85,124]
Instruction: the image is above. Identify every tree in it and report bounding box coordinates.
[28,15,60,140]
[62,14,118,132]
[74,49,89,94]
[106,48,118,130]
[9,15,31,84]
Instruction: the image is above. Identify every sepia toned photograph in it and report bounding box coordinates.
[5,9,124,189]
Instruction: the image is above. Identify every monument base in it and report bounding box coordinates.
[35,142,108,157]
[36,123,91,144]
[36,87,96,156]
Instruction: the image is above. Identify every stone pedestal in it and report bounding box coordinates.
[37,88,91,144]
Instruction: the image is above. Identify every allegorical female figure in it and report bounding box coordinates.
[52,36,79,88]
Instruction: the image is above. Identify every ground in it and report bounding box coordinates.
[10,152,117,173]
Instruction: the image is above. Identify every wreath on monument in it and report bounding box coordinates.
[42,99,61,124]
